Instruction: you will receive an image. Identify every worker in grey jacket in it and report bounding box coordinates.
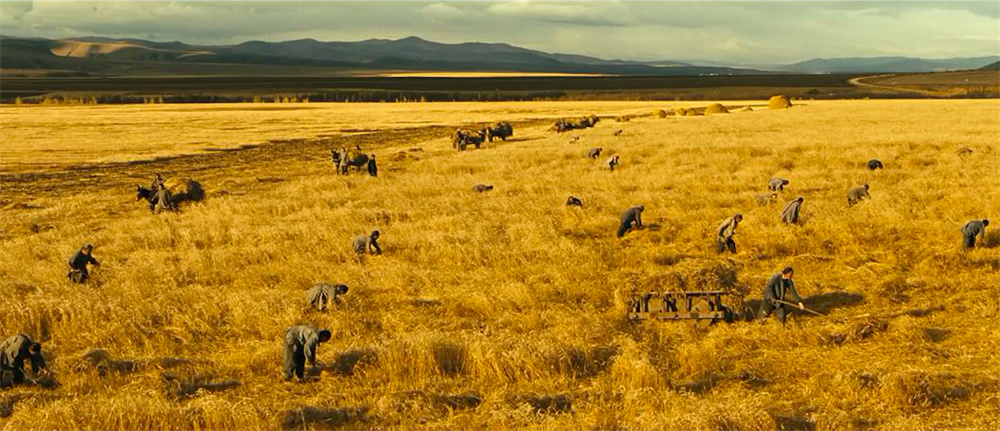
[0,334,46,387]
[307,283,349,311]
[717,213,743,254]
[352,231,382,255]
[283,325,331,383]
[781,197,804,224]
[759,266,805,325]
[617,205,644,237]
[962,219,989,249]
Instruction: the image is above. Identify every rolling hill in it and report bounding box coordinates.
[0,35,763,77]
[3,35,997,78]
[780,56,1000,74]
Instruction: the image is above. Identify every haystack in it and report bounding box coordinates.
[653,109,667,118]
[739,105,753,112]
[685,108,702,117]
[674,107,689,116]
[768,95,792,109]
[704,103,729,115]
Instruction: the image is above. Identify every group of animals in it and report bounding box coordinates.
[452,121,514,151]
[552,115,600,133]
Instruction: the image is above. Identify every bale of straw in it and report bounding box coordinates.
[704,103,730,115]
[769,95,792,109]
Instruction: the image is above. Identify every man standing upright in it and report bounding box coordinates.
[717,213,743,254]
[367,154,378,177]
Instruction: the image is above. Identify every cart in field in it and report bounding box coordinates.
[628,290,754,327]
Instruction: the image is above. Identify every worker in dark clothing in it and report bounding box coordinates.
[367,154,378,177]
[717,213,743,254]
[759,266,805,325]
[283,325,331,383]
[331,149,342,169]
[307,283,349,311]
[962,219,990,249]
[67,243,100,283]
[0,334,46,387]
[352,231,382,255]
[617,205,644,237]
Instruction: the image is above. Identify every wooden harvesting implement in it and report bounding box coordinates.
[628,290,754,328]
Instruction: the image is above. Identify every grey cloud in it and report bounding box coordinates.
[823,1,1000,19]
[486,1,634,27]
[422,2,466,19]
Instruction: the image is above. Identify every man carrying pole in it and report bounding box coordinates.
[759,266,805,325]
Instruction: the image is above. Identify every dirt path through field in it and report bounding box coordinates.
[0,118,551,207]
[847,74,943,96]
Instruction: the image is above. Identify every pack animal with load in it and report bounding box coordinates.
[136,176,205,213]
[452,128,487,151]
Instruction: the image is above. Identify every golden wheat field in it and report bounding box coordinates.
[0,99,998,431]
[0,101,673,171]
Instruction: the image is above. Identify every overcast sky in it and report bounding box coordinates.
[1,1,998,64]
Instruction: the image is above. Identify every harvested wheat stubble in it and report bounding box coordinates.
[0,100,997,431]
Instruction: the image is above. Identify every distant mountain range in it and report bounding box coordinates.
[1,35,997,77]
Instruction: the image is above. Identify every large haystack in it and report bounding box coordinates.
[769,95,792,109]
[704,103,729,115]
[653,109,667,118]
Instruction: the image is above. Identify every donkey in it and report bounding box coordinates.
[341,153,370,174]
[136,185,175,213]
